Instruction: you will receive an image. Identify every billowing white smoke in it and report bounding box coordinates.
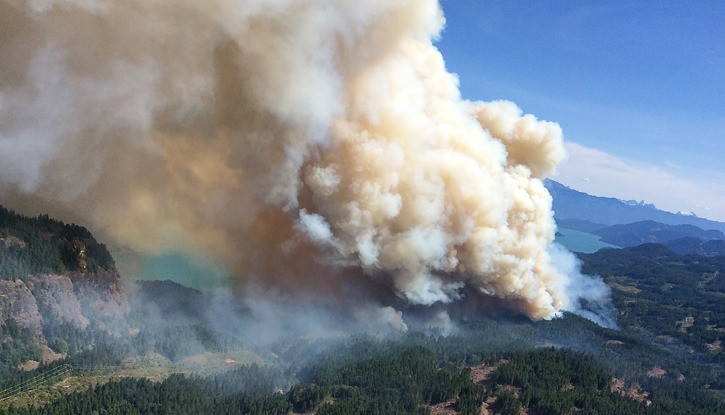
[549,244,617,329]
[0,0,602,325]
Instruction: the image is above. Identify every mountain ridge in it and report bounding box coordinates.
[592,220,725,248]
[545,179,725,233]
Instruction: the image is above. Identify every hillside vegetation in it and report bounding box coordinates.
[0,206,127,379]
[0,206,115,279]
[580,244,725,364]
[0,208,724,414]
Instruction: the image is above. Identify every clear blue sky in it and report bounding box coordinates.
[436,0,725,221]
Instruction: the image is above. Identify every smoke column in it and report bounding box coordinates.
[0,0,600,324]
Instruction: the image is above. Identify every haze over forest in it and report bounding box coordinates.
[0,1,723,414]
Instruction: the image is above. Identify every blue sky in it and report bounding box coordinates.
[436,0,725,221]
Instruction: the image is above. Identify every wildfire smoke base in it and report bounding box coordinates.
[0,0,608,325]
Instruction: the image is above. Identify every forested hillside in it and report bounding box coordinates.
[1,329,722,414]
[0,206,115,279]
[579,244,725,364]
[591,221,724,248]
[0,205,126,379]
[1,208,724,414]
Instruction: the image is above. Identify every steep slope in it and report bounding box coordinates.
[0,280,44,344]
[27,274,88,329]
[0,205,128,366]
[545,180,725,233]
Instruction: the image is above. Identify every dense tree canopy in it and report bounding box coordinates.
[0,206,115,280]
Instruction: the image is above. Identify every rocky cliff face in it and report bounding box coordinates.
[0,271,129,346]
[0,205,130,366]
[70,270,129,320]
[0,279,44,344]
[27,274,89,329]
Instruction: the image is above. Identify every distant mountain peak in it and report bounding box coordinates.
[543,179,725,234]
[620,199,657,210]
[676,211,698,217]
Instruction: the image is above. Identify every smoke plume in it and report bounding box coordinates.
[1,0,595,325]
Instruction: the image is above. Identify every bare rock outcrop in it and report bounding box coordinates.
[70,270,130,320]
[0,279,44,344]
[27,274,89,328]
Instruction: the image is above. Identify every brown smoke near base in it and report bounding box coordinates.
[1,0,583,323]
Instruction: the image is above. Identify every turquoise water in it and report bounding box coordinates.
[555,228,620,254]
[128,251,232,292]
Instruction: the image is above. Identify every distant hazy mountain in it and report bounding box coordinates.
[592,220,725,248]
[545,179,725,234]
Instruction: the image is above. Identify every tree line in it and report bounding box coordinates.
[0,205,115,280]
